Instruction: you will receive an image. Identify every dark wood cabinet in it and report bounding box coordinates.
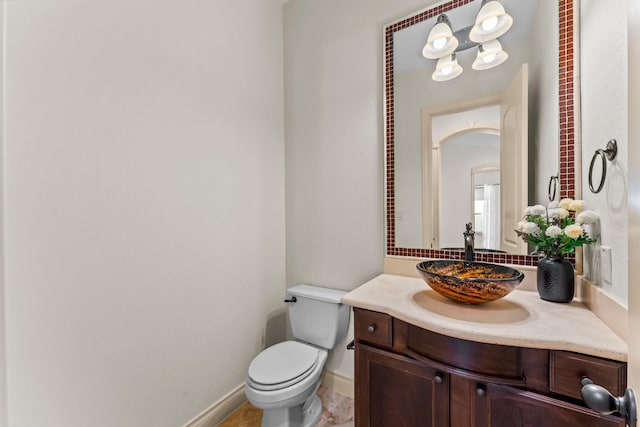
[356,344,449,426]
[353,308,627,427]
[475,384,624,426]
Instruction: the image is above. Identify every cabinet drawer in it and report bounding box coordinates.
[477,383,625,427]
[354,309,392,348]
[406,323,526,380]
[550,351,626,400]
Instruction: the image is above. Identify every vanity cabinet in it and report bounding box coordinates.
[357,344,449,426]
[354,308,627,427]
[474,383,624,427]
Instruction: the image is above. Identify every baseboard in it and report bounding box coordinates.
[181,372,352,427]
[182,383,246,427]
[322,370,354,399]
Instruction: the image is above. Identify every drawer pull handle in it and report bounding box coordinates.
[581,377,637,426]
[434,373,443,384]
[367,325,376,333]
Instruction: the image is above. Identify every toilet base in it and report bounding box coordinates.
[260,394,323,427]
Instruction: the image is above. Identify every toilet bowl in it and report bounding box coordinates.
[246,341,327,426]
[244,284,350,427]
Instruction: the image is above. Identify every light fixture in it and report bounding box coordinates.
[472,39,509,70]
[422,14,459,59]
[423,2,513,81]
[432,54,463,82]
[469,0,514,43]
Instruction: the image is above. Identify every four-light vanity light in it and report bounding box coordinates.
[422,0,513,82]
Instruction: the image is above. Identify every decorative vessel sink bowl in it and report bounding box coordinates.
[416,260,525,304]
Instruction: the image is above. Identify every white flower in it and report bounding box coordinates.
[548,201,560,209]
[522,222,541,236]
[576,210,599,225]
[549,208,568,219]
[548,208,560,219]
[545,225,562,238]
[564,224,584,239]
[559,198,574,210]
[524,205,546,217]
[516,220,528,232]
[569,199,585,212]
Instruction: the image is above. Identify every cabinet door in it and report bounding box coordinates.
[355,344,449,427]
[474,383,625,427]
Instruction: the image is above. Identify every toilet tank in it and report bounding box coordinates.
[286,284,350,349]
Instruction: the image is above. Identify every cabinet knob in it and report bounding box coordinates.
[367,325,376,333]
[476,384,486,397]
[434,373,443,384]
[581,377,637,426]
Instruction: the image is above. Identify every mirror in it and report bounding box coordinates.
[385,0,578,266]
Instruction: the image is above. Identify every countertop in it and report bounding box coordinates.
[342,274,628,362]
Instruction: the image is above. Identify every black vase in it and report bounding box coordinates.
[537,256,575,303]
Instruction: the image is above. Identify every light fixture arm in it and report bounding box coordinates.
[452,25,480,53]
[436,13,452,26]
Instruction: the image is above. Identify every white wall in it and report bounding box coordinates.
[580,0,629,305]
[530,0,559,205]
[439,141,499,248]
[3,1,285,426]
[0,4,6,425]
[283,0,434,380]
[627,0,640,392]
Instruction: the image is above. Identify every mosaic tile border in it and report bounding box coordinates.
[384,0,576,267]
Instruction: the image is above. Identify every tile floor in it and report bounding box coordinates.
[218,386,354,427]
[316,386,354,427]
[218,402,262,427]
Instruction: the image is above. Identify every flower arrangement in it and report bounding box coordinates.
[515,198,598,257]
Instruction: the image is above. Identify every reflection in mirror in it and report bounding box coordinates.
[435,105,501,250]
[385,0,578,266]
[394,0,541,254]
[471,165,501,250]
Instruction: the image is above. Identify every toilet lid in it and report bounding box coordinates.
[248,341,320,387]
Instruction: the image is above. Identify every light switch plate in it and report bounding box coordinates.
[600,246,612,284]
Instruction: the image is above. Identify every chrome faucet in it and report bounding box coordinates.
[464,222,475,262]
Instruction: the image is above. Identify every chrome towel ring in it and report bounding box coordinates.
[548,174,559,202]
[588,139,618,193]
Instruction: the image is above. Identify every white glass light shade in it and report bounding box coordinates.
[472,39,509,70]
[422,17,459,59]
[469,1,513,43]
[432,54,463,81]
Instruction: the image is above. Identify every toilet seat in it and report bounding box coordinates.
[247,341,320,391]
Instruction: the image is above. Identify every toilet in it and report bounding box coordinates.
[245,284,350,427]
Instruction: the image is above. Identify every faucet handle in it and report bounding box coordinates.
[465,222,474,234]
